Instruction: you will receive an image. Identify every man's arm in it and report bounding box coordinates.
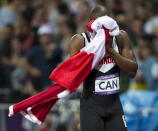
[108,30,138,78]
[68,34,85,57]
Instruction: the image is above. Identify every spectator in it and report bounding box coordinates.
[23,24,62,88]
[76,1,91,32]
[0,2,17,26]
[0,25,13,62]
[57,16,77,58]
[14,15,34,52]
[137,40,158,90]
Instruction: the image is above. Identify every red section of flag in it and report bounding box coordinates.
[30,97,58,123]
[49,51,94,92]
[104,28,110,43]
[86,18,96,33]
[12,84,64,116]
[9,24,111,124]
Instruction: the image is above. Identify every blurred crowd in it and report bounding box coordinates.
[0,0,158,101]
[0,0,158,131]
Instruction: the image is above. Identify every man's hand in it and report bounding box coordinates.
[106,30,138,78]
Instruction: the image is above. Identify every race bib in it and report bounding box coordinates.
[95,73,120,95]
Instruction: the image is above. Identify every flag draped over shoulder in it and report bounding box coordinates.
[49,28,109,92]
[8,16,119,125]
[49,16,119,92]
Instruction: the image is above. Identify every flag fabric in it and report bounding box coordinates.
[8,16,119,124]
[49,16,119,92]
[49,28,110,92]
[9,84,68,124]
[87,16,119,36]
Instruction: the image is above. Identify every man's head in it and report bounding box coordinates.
[89,5,107,20]
[37,24,53,46]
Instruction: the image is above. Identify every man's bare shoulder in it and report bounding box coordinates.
[117,30,128,41]
[70,34,84,49]
[68,34,85,56]
[116,30,131,48]
[71,34,84,43]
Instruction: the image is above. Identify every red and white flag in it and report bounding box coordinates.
[49,28,110,92]
[8,16,119,124]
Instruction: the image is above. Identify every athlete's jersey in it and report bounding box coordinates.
[81,32,123,108]
[81,32,120,94]
[80,25,127,131]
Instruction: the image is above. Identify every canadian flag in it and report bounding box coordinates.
[49,28,110,92]
[8,16,119,124]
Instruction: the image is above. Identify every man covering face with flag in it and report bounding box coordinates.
[9,5,137,131]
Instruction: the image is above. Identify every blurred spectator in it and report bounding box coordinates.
[10,37,27,92]
[130,18,144,42]
[0,25,13,92]
[76,1,91,32]
[0,1,17,26]
[0,56,11,89]
[0,25,13,61]
[14,15,34,52]
[57,15,77,58]
[31,7,48,28]
[144,6,158,35]
[136,39,158,90]
[23,24,62,88]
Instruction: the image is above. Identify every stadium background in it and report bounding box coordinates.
[0,0,158,131]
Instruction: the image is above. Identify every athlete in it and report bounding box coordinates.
[68,5,138,131]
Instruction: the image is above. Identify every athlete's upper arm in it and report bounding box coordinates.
[117,30,136,62]
[68,34,84,57]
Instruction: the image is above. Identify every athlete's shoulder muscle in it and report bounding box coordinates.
[68,34,84,57]
[117,30,130,49]
[117,30,136,61]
